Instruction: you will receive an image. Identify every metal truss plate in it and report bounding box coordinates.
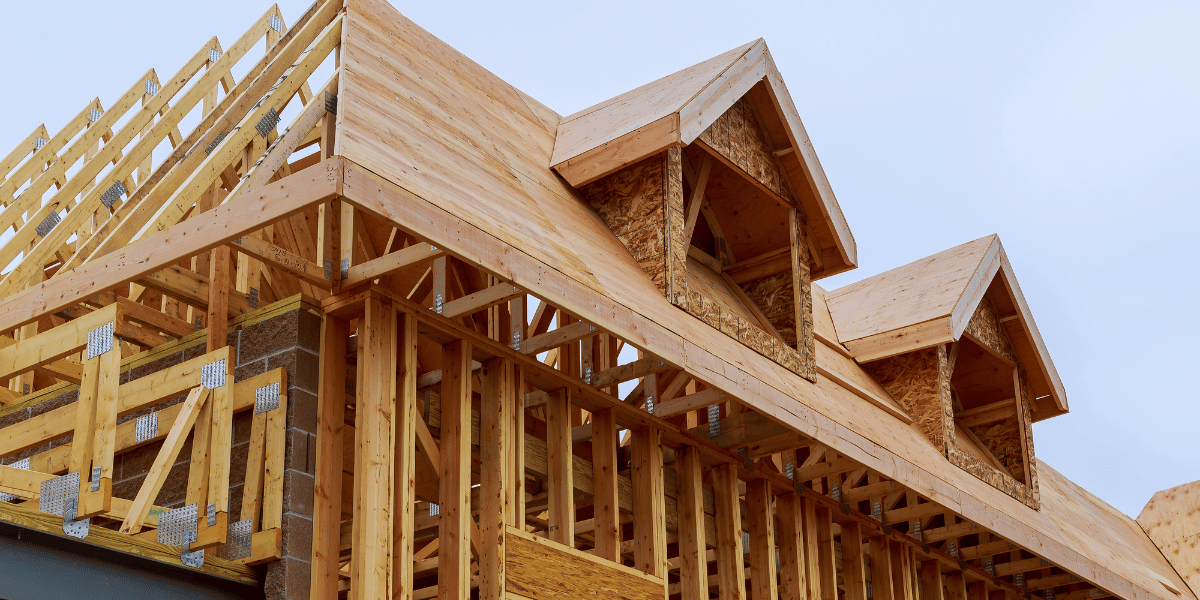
[707,405,721,438]
[830,484,842,503]
[221,518,252,560]
[255,383,280,415]
[644,394,654,415]
[61,497,90,539]
[0,458,31,503]
[34,136,47,151]
[204,130,227,155]
[583,366,593,386]
[145,79,159,95]
[742,532,750,554]
[89,107,103,122]
[248,287,259,308]
[323,91,338,114]
[255,108,280,138]
[209,46,222,63]
[100,180,127,209]
[86,321,114,359]
[90,466,101,492]
[135,412,158,444]
[737,446,753,471]
[269,13,283,32]
[429,503,439,516]
[206,503,217,527]
[35,211,61,238]
[784,461,794,480]
[510,332,521,351]
[158,503,199,547]
[201,359,227,389]
[340,258,349,281]
[39,472,80,516]
[181,530,205,568]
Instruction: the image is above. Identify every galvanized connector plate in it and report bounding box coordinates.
[255,383,280,415]
[510,331,521,351]
[221,518,253,560]
[429,503,439,516]
[644,394,654,415]
[100,180,126,209]
[209,47,222,63]
[86,322,114,359]
[34,136,47,151]
[35,211,61,238]
[255,108,280,138]
[181,530,205,568]
[89,107,103,122]
[206,502,217,527]
[707,405,721,438]
[158,503,199,547]
[434,293,444,315]
[269,13,283,32]
[135,412,158,444]
[204,130,227,155]
[0,458,31,502]
[90,466,102,492]
[324,91,338,114]
[201,359,227,389]
[61,497,90,539]
[39,472,80,516]
[145,79,159,95]
[248,287,259,308]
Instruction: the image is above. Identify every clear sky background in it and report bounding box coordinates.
[1,0,1196,517]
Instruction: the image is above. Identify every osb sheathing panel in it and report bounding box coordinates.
[697,96,789,201]
[795,217,815,380]
[1018,367,1040,504]
[666,147,687,304]
[580,154,669,293]
[948,443,1035,508]
[1138,481,1200,595]
[968,418,1024,482]
[964,294,1016,363]
[742,271,795,344]
[862,346,949,452]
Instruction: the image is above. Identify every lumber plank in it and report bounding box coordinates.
[545,388,574,546]
[119,386,209,534]
[712,462,745,600]
[479,357,513,600]
[311,314,348,600]
[777,492,807,600]
[676,446,707,599]
[230,234,331,288]
[632,427,667,578]
[439,339,473,600]
[590,408,621,562]
[747,479,778,600]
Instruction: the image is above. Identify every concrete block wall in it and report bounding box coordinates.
[0,299,323,600]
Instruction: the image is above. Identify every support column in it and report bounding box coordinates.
[842,521,868,600]
[439,339,473,600]
[591,408,620,561]
[747,479,778,600]
[310,314,348,600]
[870,535,895,600]
[546,388,575,546]
[632,427,667,578]
[393,312,419,600]
[777,492,807,600]
[352,297,396,600]
[677,446,707,599]
[480,357,515,600]
[815,507,838,600]
[713,462,746,600]
[920,561,945,600]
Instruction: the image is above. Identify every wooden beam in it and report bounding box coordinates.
[682,154,713,245]
[591,408,621,562]
[589,356,671,389]
[343,243,446,289]
[228,234,331,288]
[870,535,895,600]
[747,479,778,600]
[0,158,341,334]
[712,462,745,600]
[441,283,522,320]
[632,426,667,578]
[311,314,347,600]
[479,357,513,600]
[676,446,707,600]
[352,296,396,599]
[119,386,209,534]
[393,312,419,600]
[654,388,726,419]
[546,387,575,546]
[138,264,255,320]
[439,339,472,600]
[521,320,598,356]
[777,492,807,600]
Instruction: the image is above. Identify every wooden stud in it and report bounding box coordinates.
[946,571,968,600]
[479,357,514,600]
[591,407,621,562]
[842,521,868,600]
[676,446,707,600]
[870,535,895,600]
[632,426,667,578]
[438,339,472,600]
[311,314,349,600]
[815,507,838,600]
[546,387,575,546]
[119,386,209,533]
[920,561,944,600]
[890,540,915,600]
[747,478,778,600]
[777,492,807,600]
[352,296,396,600]
[394,312,419,600]
[712,462,746,600]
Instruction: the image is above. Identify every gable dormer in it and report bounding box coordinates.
[557,40,857,382]
[825,235,1065,508]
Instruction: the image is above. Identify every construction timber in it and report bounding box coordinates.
[0,1,1194,599]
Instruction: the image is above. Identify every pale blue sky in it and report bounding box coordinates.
[1,0,1196,517]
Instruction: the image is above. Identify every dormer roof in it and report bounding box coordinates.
[550,40,857,279]
[826,234,1067,420]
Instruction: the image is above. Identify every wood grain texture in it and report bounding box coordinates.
[504,527,664,600]
[697,97,788,202]
[862,347,950,453]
